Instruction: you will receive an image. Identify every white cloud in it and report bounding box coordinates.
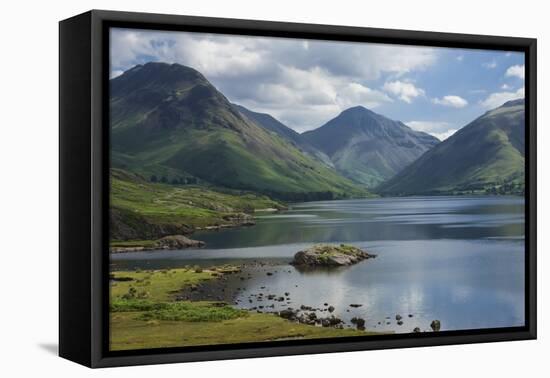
[110,29,269,79]
[242,66,392,130]
[303,43,438,80]
[505,64,525,80]
[110,28,438,81]
[501,84,511,90]
[483,60,497,69]
[382,80,425,103]
[432,95,468,108]
[456,55,464,62]
[406,120,457,141]
[479,87,524,109]
[336,82,392,109]
[109,28,439,131]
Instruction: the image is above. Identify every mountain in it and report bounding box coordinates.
[302,106,440,187]
[378,99,525,195]
[110,62,368,200]
[233,104,333,166]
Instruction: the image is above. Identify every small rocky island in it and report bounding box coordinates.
[291,244,376,267]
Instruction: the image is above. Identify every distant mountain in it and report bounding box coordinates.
[302,106,440,187]
[233,104,333,167]
[378,99,525,195]
[110,62,368,200]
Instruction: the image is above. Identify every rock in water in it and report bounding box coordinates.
[430,320,441,332]
[291,244,376,267]
[351,317,366,329]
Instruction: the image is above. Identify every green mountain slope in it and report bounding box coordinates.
[110,63,369,200]
[302,106,440,187]
[378,99,525,195]
[233,104,334,167]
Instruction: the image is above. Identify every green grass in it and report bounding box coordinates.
[110,168,284,241]
[110,64,371,201]
[378,101,525,196]
[110,311,371,350]
[109,266,380,351]
[311,244,366,258]
[115,126,371,200]
[110,267,221,301]
[112,168,282,219]
[112,298,248,322]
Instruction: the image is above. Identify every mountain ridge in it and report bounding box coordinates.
[378,99,525,195]
[110,62,369,200]
[233,104,334,167]
[302,105,440,187]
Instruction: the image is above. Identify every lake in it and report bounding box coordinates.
[111,196,525,333]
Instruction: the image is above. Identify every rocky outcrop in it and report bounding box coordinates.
[291,244,376,267]
[430,320,441,332]
[198,213,256,231]
[223,213,256,226]
[110,208,256,252]
[351,317,366,330]
[110,207,192,240]
[110,234,205,253]
[277,308,344,328]
[156,235,205,249]
[111,207,255,241]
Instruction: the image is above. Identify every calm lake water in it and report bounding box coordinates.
[111,196,525,333]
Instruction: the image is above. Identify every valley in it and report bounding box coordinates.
[108,61,526,351]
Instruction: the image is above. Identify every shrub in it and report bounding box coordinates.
[121,287,137,300]
[111,298,248,322]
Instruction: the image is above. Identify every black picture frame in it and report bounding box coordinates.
[59,9,537,368]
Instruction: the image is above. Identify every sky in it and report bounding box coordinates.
[110,28,525,140]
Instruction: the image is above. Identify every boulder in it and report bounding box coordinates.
[430,320,441,332]
[351,317,366,329]
[279,309,297,320]
[291,244,376,267]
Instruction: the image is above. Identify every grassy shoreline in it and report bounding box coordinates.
[110,168,286,247]
[110,265,379,351]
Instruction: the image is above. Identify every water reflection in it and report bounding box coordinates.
[111,196,525,332]
[192,196,524,249]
